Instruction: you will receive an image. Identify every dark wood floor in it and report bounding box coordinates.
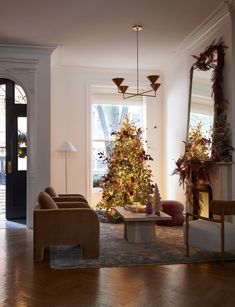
[0,226,235,307]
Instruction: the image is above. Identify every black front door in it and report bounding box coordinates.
[2,79,27,220]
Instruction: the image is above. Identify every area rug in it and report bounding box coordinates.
[49,223,235,269]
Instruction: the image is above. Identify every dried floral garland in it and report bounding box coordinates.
[191,39,227,113]
[192,39,233,161]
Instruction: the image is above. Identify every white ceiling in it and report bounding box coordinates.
[0,0,224,70]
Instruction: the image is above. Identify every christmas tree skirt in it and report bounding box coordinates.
[49,223,235,269]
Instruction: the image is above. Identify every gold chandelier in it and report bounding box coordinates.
[112,25,161,99]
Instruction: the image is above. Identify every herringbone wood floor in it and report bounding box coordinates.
[0,226,235,307]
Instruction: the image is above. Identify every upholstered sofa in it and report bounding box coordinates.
[33,192,100,262]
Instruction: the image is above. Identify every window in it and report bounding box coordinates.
[189,112,213,139]
[91,88,146,189]
[15,85,27,104]
[17,117,27,171]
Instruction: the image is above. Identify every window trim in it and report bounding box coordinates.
[90,89,147,193]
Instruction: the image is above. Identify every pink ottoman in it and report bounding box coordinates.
[156,200,184,226]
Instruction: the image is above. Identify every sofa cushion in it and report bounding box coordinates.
[38,192,58,209]
[44,186,58,198]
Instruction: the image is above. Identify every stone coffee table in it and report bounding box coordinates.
[115,206,172,243]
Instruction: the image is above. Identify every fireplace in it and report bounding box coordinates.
[197,184,213,218]
[197,162,233,221]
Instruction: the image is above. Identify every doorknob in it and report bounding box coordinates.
[7,161,12,174]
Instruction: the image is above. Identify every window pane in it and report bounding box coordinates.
[17,117,27,171]
[15,85,27,104]
[92,104,144,140]
[190,112,213,139]
[92,103,146,188]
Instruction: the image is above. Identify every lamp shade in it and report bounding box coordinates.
[57,141,77,152]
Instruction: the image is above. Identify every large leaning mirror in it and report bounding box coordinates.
[173,40,233,216]
[186,39,233,162]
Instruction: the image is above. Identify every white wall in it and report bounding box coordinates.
[0,44,54,228]
[163,8,233,207]
[51,50,164,206]
[163,56,189,204]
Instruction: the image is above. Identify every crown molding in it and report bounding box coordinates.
[52,45,162,74]
[174,2,230,55]
[0,57,38,65]
[0,43,56,55]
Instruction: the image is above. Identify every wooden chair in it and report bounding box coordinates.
[184,200,235,263]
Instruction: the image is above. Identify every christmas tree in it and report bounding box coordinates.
[187,122,211,159]
[97,116,153,211]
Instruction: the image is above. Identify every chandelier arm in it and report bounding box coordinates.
[123,94,140,99]
[122,91,143,96]
[122,88,156,96]
[123,90,156,99]
[123,93,157,99]
[139,93,156,97]
[139,89,156,95]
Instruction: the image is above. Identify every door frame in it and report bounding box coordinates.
[0,57,40,227]
[0,44,59,227]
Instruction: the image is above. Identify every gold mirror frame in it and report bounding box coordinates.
[173,40,233,215]
[186,39,233,162]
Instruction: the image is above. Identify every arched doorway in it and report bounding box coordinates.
[0,78,27,220]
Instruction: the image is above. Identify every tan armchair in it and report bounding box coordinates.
[45,186,86,200]
[184,200,235,262]
[33,192,100,262]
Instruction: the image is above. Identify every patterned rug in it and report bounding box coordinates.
[49,223,235,269]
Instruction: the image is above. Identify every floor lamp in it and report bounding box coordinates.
[57,141,77,193]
